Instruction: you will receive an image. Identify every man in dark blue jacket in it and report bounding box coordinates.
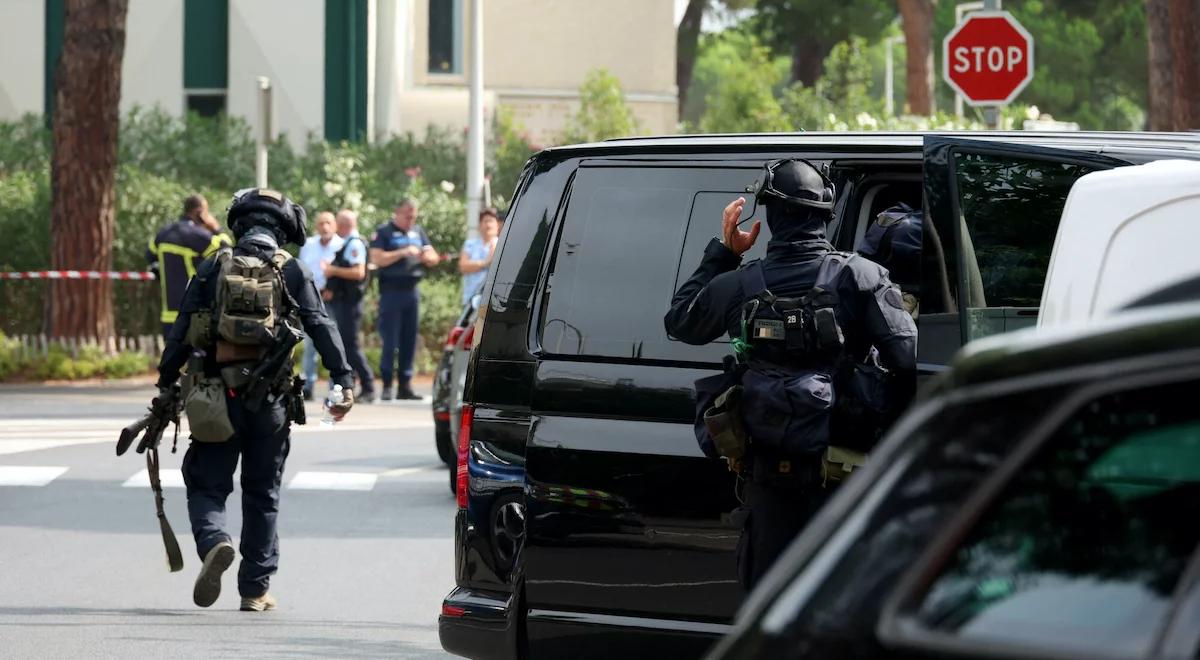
[664,159,917,589]
[369,198,441,400]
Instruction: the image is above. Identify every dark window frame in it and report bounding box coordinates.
[877,359,1200,660]
[530,162,776,366]
[922,138,1128,351]
[427,0,463,75]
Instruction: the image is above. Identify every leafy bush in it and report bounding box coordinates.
[559,69,642,144]
[0,337,155,382]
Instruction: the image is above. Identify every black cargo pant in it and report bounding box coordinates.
[182,395,290,598]
[735,457,829,591]
[328,297,375,394]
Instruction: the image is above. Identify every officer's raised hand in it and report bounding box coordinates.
[722,197,761,256]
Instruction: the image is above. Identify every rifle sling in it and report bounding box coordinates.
[146,446,184,573]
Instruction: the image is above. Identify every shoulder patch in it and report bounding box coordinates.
[884,286,905,310]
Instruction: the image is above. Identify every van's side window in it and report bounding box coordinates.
[540,166,754,363]
[954,153,1098,340]
[910,378,1200,657]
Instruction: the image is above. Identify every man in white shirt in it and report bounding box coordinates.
[297,211,343,399]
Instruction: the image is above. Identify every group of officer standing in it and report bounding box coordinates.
[149,195,445,404]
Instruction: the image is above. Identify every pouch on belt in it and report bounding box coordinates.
[184,377,235,443]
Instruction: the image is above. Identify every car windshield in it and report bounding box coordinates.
[914,381,1200,657]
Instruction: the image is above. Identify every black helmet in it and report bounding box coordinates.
[752,159,835,216]
[227,188,307,246]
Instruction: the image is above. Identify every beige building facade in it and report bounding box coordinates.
[0,0,677,147]
[387,0,678,145]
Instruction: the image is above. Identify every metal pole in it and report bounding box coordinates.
[983,0,1002,129]
[884,36,896,117]
[465,0,484,242]
[256,77,272,188]
[954,2,985,118]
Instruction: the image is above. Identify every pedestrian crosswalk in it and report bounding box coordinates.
[0,416,444,492]
[0,466,69,486]
[1,464,437,490]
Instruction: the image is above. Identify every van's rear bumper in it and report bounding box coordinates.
[439,586,518,660]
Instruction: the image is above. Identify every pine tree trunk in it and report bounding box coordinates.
[46,0,127,341]
[898,0,936,116]
[1146,0,1174,130]
[791,39,825,87]
[676,0,707,117]
[1168,0,1200,130]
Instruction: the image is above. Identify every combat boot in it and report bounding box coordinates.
[193,541,235,608]
[240,593,278,612]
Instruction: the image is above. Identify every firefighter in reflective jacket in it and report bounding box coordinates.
[147,194,231,336]
[664,159,917,590]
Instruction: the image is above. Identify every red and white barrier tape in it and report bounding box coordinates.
[0,271,156,281]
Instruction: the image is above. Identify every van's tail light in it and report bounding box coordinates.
[461,325,475,351]
[456,404,474,508]
[445,326,465,349]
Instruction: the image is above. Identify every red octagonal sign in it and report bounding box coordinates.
[943,11,1034,106]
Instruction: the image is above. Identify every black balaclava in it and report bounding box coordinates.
[763,160,832,243]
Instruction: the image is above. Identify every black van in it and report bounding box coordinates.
[439,132,1200,660]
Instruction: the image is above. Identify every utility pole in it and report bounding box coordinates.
[256,77,272,188]
[465,0,485,241]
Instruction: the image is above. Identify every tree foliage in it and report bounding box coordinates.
[559,69,641,144]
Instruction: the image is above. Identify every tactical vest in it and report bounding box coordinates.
[730,254,850,459]
[325,236,369,304]
[212,246,294,347]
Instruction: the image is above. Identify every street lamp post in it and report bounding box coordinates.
[256,77,272,188]
[465,0,485,242]
[884,35,904,116]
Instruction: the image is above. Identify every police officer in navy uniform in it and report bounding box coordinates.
[664,159,917,590]
[156,188,355,612]
[369,197,441,400]
[146,194,231,337]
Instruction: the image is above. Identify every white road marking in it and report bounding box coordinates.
[0,466,69,486]
[121,468,185,489]
[378,465,443,478]
[287,471,378,491]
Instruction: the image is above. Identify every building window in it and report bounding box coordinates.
[183,0,228,116]
[186,94,226,118]
[428,0,463,74]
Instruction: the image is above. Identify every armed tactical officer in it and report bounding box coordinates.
[664,159,917,590]
[156,188,355,611]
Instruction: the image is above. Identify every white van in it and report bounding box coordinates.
[1040,159,1200,328]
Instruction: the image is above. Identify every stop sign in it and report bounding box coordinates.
[943,11,1034,106]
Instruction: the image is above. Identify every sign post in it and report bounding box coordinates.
[943,8,1033,128]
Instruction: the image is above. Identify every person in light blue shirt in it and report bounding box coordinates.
[458,207,502,305]
[297,211,343,399]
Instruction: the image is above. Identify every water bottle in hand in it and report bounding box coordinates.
[321,384,345,426]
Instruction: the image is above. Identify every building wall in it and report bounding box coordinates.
[402,0,677,142]
[121,0,184,116]
[227,0,325,146]
[0,0,45,119]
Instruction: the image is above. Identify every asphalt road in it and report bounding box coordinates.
[0,381,457,659]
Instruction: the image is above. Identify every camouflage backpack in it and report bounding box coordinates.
[213,246,293,346]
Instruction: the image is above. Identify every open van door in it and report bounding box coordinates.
[917,136,1128,373]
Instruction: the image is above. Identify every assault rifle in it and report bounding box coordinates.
[116,382,184,572]
[241,320,304,414]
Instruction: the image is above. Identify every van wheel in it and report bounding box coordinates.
[449,464,457,496]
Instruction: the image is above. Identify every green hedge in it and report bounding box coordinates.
[0,108,536,378]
